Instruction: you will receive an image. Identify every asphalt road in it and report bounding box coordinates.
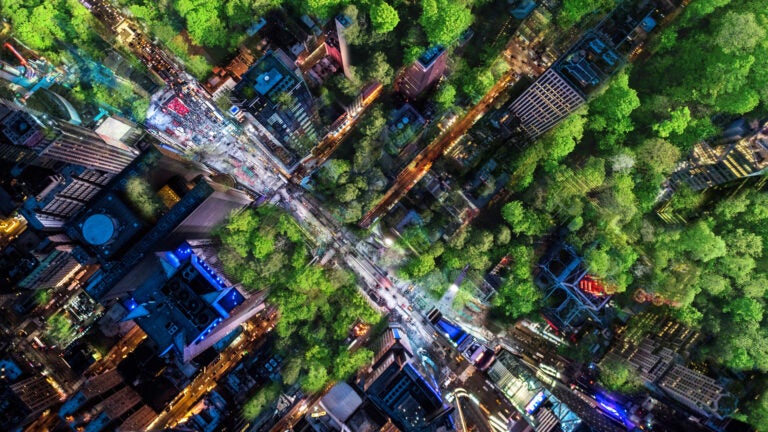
[85,325,146,378]
[148,313,278,430]
[359,72,514,228]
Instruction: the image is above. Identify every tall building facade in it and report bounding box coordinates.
[20,165,114,229]
[672,123,768,191]
[59,368,157,432]
[8,375,62,427]
[18,249,82,290]
[487,349,583,431]
[326,15,353,79]
[121,240,266,363]
[398,45,447,99]
[233,51,319,168]
[604,316,735,420]
[0,100,139,174]
[36,120,139,173]
[500,68,585,139]
[658,365,729,419]
[360,325,453,432]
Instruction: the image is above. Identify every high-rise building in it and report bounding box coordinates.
[326,14,353,79]
[232,51,319,169]
[0,102,46,166]
[0,100,139,174]
[59,368,157,432]
[604,316,736,420]
[19,165,114,230]
[487,349,583,432]
[672,123,768,191]
[398,45,447,99]
[8,375,62,427]
[498,33,623,140]
[18,249,83,290]
[658,365,730,419]
[121,240,266,363]
[36,120,139,173]
[360,325,453,432]
[499,68,585,139]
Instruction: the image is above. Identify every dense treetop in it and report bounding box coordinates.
[216,207,379,393]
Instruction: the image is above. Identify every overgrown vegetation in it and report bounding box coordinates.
[216,207,379,393]
[124,176,164,221]
[2,0,150,120]
[599,357,643,394]
[46,313,74,345]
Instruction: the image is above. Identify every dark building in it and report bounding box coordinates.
[535,243,613,337]
[63,145,253,302]
[232,51,319,169]
[671,122,768,191]
[0,103,45,166]
[398,45,447,100]
[120,240,266,363]
[59,368,157,432]
[19,165,114,230]
[6,375,62,428]
[360,325,453,432]
[0,100,139,175]
[17,249,83,290]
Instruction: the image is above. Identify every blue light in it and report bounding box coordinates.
[595,394,628,423]
[123,298,139,311]
[525,391,547,414]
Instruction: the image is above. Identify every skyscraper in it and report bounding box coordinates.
[0,100,139,174]
[398,45,447,99]
[19,165,114,229]
[499,68,585,139]
[326,14,353,79]
[8,375,62,428]
[36,120,139,173]
[18,249,83,290]
[121,240,266,363]
[232,50,319,169]
[672,123,768,191]
[361,325,453,432]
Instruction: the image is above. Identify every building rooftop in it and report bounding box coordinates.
[240,53,298,102]
[123,241,254,362]
[418,45,446,68]
[0,108,45,148]
[254,68,285,95]
[82,213,117,246]
[322,383,363,423]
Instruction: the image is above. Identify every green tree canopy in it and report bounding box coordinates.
[714,11,765,54]
[370,1,399,33]
[599,357,643,394]
[420,0,473,45]
[587,72,640,151]
[435,84,457,111]
[557,0,614,29]
[501,201,543,236]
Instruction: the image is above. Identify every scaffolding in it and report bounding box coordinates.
[535,243,612,336]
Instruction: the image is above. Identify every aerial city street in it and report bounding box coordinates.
[0,0,767,431]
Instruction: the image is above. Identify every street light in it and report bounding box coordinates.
[383,237,394,247]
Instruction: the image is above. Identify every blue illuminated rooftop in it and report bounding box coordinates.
[436,318,469,346]
[217,288,245,313]
[640,16,656,32]
[254,68,284,95]
[418,45,445,68]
